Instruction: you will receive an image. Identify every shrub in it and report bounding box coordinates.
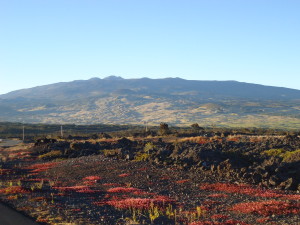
[144,142,155,153]
[38,150,62,160]
[262,148,286,157]
[282,149,300,162]
[230,200,300,216]
[102,149,121,157]
[134,152,150,161]
[262,148,300,162]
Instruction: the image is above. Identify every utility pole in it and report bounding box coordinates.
[60,125,63,138]
[144,121,148,132]
[22,125,25,142]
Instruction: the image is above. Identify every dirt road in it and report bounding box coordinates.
[0,139,22,147]
[0,202,39,225]
[0,139,39,225]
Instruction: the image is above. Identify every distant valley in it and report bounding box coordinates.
[1,76,300,129]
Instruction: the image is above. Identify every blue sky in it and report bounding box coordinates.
[1,0,299,94]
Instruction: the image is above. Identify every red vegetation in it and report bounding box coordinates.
[0,186,30,194]
[197,137,212,145]
[208,194,229,198]
[190,220,249,225]
[118,173,130,177]
[224,220,250,225]
[36,218,49,223]
[82,176,101,181]
[189,222,214,225]
[104,195,174,210]
[25,162,60,173]
[83,180,96,185]
[107,187,142,193]
[211,214,229,220]
[72,209,81,212]
[284,194,300,201]
[82,176,101,185]
[256,217,270,223]
[226,137,240,142]
[102,183,121,186]
[203,200,220,206]
[200,183,284,198]
[53,185,98,193]
[200,182,300,200]
[176,179,190,184]
[0,169,12,175]
[230,200,300,216]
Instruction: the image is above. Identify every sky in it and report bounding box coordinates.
[1,0,300,94]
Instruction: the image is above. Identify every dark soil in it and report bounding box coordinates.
[0,136,300,225]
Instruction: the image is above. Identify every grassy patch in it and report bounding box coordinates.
[262,149,300,162]
[38,150,62,160]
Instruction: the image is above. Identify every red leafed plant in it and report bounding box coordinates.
[25,162,60,173]
[0,169,12,175]
[189,222,214,225]
[230,200,300,216]
[106,198,154,210]
[208,194,229,198]
[224,219,250,225]
[0,186,30,194]
[284,194,300,201]
[176,179,190,184]
[107,187,142,193]
[211,214,229,220]
[82,176,101,185]
[53,185,98,193]
[118,173,130,177]
[256,217,270,223]
[190,219,249,225]
[102,183,121,186]
[200,183,283,198]
[83,176,101,181]
[105,196,174,210]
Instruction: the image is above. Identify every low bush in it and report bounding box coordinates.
[134,152,150,161]
[282,149,300,162]
[262,148,300,162]
[38,150,62,160]
[102,149,122,157]
[262,148,286,157]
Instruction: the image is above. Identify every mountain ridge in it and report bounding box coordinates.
[1,77,300,128]
[2,77,300,100]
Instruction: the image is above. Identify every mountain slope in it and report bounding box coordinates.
[2,77,300,100]
[1,77,300,128]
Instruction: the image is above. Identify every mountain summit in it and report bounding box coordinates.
[103,75,124,80]
[1,77,300,128]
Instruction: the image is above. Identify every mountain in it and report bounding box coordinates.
[1,77,300,128]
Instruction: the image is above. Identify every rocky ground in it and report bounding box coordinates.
[0,134,300,224]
